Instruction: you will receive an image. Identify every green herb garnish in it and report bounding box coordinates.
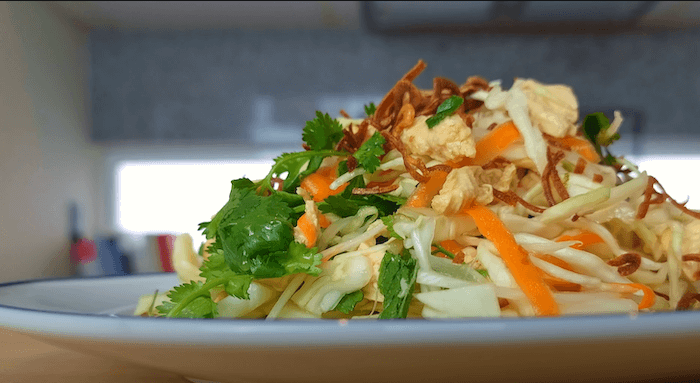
[426,95,464,129]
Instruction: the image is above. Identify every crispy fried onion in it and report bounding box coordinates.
[335,120,369,154]
[573,157,587,174]
[372,60,428,130]
[606,253,642,276]
[352,184,399,195]
[637,176,700,220]
[676,291,700,310]
[541,146,570,206]
[654,291,670,301]
[461,76,490,110]
[391,103,416,137]
[682,254,700,262]
[492,189,545,214]
[381,130,430,183]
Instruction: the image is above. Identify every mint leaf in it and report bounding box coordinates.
[364,102,377,117]
[303,111,344,151]
[334,290,364,314]
[426,96,464,129]
[378,249,418,319]
[353,132,386,173]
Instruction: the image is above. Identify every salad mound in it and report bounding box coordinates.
[136,60,700,319]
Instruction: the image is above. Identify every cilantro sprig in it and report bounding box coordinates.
[257,150,347,195]
[161,178,323,318]
[353,132,386,173]
[302,111,344,151]
[582,112,620,166]
[334,290,364,314]
[378,249,418,319]
[364,102,377,116]
[426,95,464,129]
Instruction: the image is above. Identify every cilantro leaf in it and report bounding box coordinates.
[200,249,253,299]
[364,102,377,117]
[156,281,218,318]
[302,111,344,151]
[337,160,349,177]
[381,215,403,240]
[334,290,364,314]
[199,178,256,239]
[373,193,407,206]
[426,95,464,129]
[582,112,620,166]
[318,176,401,218]
[477,269,489,278]
[353,132,386,173]
[283,241,323,276]
[217,193,295,278]
[318,195,361,218]
[378,249,418,319]
[257,150,346,194]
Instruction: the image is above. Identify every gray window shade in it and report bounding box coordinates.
[90,29,700,145]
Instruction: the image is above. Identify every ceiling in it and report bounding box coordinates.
[50,1,362,30]
[50,1,700,31]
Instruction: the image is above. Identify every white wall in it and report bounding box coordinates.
[0,2,102,282]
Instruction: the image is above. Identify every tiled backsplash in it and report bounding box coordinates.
[90,28,700,151]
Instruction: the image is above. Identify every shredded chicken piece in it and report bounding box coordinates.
[431,166,493,215]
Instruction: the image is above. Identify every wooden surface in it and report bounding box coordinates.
[0,329,191,382]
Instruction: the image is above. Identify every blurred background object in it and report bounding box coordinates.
[2,1,700,282]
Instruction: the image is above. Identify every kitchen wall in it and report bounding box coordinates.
[0,2,102,282]
[89,28,700,148]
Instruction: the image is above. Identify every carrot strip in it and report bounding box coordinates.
[610,282,656,310]
[300,167,347,202]
[549,135,600,163]
[440,240,464,256]
[448,121,521,169]
[296,212,317,248]
[405,169,450,208]
[556,231,604,250]
[534,253,575,272]
[318,213,331,229]
[462,204,559,316]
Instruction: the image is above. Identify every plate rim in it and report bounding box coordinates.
[1,273,699,348]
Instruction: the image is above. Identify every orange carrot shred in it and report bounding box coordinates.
[300,166,347,202]
[296,212,317,248]
[406,168,450,208]
[462,204,559,316]
[610,282,656,310]
[556,231,604,250]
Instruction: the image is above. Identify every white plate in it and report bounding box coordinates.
[0,273,699,383]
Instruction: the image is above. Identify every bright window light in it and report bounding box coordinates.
[634,155,700,210]
[115,160,273,245]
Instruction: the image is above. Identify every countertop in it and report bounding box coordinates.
[0,328,190,382]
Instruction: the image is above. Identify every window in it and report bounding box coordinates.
[115,160,274,245]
